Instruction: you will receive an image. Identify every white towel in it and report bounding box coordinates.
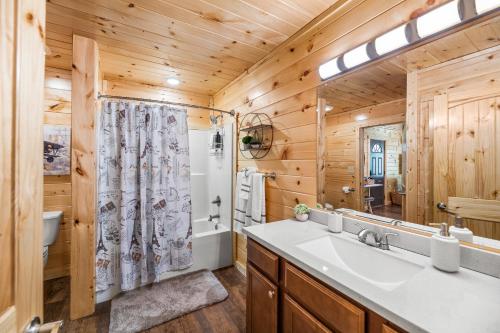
[239,168,255,200]
[250,173,266,225]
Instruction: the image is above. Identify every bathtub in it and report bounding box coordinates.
[158,217,232,280]
[97,217,232,303]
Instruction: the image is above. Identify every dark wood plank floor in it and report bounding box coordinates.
[372,204,402,220]
[44,267,247,333]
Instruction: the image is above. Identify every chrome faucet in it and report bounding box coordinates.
[356,226,398,250]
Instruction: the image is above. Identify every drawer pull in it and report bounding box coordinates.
[268,290,275,298]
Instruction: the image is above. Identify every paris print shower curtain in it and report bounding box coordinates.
[96,101,192,298]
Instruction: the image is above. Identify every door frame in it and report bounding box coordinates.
[0,0,46,331]
[358,122,405,214]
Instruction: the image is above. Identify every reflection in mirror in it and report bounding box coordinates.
[316,14,500,248]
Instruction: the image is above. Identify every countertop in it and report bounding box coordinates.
[243,220,500,333]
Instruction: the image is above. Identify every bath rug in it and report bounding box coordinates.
[109,269,228,333]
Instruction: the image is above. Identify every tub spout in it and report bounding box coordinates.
[208,214,220,222]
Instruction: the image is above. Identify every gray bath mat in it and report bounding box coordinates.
[109,269,228,333]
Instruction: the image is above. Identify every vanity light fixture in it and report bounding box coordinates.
[343,43,370,69]
[374,24,409,56]
[166,77,180,86]
[475,0,500,14]
[416,0,461,38]
[319,57,341,80]
[317,0,500,81]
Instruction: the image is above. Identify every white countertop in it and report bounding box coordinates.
[243,220,500,333]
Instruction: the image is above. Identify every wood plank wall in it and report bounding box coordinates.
[43,67,72,280]
[213,0,446,272]
[408,46,500,239]
[325,99,406,210]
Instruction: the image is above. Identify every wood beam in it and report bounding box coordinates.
[70,34,99,319]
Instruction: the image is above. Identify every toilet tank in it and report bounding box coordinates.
[43,211,63,246]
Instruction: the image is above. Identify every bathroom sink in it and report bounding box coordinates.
[296,235,424,291]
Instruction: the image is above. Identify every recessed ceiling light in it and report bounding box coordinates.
[319,57,341,80]
[475,0,500,14]
[374,24,409,56]
[343,43,370,69]
[167,78,180,86]
[355,114,368,122]
[416,0,461,38]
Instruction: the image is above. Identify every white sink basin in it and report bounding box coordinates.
[296,235,424,291]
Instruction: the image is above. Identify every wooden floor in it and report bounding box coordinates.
[372,204,402,220]
[44,267,247,333]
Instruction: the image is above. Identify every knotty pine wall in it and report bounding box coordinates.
[214,0,447,272]
[44,67,72,280]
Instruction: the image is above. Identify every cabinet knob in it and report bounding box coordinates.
[268,290,275,298]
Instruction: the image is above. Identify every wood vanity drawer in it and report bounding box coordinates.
[247,238,279,282]
[284,262,365,333]
[283,294,332,333]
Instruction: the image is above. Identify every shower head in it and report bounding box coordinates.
[209,114,222,127]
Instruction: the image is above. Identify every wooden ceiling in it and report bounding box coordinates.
[319,15,500,115]
[45,0,340,96]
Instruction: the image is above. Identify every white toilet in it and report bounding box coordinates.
[43,211,63,267]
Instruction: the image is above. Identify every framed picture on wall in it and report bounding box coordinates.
[43,125,71,175]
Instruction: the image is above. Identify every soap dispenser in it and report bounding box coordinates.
[430,223,460,273]
[449,215,473,242]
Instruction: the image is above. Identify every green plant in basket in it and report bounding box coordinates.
[241,135,253,144]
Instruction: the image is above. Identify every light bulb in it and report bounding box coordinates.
[343,43,370,69]
[374,24,409,56]
[166,78,180,86]
[416,0,461,38]
[319,57,341,80]
[475,0,500,14]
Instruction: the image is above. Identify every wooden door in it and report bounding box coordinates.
[247,264,278,333]
[0,0,46,331]
[432,92,500,238]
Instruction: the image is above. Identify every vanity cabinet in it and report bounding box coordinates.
[246,238,405,333]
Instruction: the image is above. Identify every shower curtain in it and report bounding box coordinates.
[96,100,192,297]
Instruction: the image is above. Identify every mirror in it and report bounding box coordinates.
[316,14,500,249]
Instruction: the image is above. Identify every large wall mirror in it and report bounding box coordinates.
[316,10,500,248]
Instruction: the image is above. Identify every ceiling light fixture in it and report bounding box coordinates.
[416,0,461,38]
[374,24,409,56]
[325,105,333,112]
[317,0,500,81]
[343,43,370,69]
[167,77,180,86]
[355,114,368,122]
[319,57,341,80]
[475,0,500,14]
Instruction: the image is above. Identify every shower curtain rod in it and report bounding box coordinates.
[98,93,235,116]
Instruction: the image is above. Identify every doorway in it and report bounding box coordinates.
[361,123,405,220]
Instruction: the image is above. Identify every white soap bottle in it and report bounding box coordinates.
[430,223,460,273]
[449,215,473,243]
[328,211,343,233]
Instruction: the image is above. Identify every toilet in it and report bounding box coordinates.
[43,211,63,267]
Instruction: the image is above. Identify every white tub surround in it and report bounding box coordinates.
[243,220,500,333]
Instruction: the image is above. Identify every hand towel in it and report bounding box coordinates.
[250,173,266,225]
[239,167,256,200]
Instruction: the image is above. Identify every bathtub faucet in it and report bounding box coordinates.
[208,214,220,222]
